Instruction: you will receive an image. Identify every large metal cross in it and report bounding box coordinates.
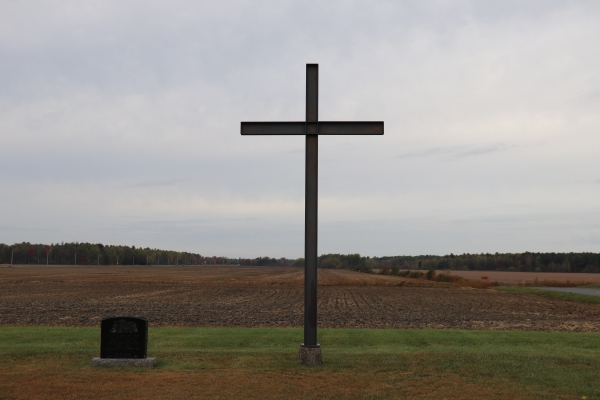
[241,64,383,358]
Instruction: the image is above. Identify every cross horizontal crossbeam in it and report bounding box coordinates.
[241,121,383,135]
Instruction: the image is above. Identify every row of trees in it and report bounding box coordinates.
[317,252,600,273]
[373,252,600,273]
[318,254,370,272]
[239,257,292,266]
[2,242,599,273]
[0,242,237,266]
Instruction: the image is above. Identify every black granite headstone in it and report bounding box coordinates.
[100,316,147,359]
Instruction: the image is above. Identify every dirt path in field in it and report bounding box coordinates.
[1,266,599,331]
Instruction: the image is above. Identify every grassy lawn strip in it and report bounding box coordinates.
[1,327,599,399]
[582,284,600,289]
[495,285,600,305]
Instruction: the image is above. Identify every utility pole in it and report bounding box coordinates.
[10,250,13,266]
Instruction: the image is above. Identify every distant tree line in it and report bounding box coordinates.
[239,257,291,266]
[2,242,599,273]
[318,252,600,273]
[318,254,370,272]
[0,242,237,266]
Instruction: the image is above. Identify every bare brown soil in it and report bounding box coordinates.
[1,265,599,331]
[0,264,433,286]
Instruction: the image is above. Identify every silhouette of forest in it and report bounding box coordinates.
[0,242,292,266]
[1,242,599,273]
[317,252,600,273]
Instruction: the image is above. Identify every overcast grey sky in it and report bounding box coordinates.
[1,1,599,257]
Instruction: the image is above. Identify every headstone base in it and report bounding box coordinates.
[298,344,322,365]
[91,357,157,367]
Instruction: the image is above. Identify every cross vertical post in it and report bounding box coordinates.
[304,64,318,348]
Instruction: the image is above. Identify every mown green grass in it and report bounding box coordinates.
[495,285,600,305]
[582,284,600,289]
[1,327,599,399]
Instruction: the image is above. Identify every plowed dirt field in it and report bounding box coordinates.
[1,265,599,331]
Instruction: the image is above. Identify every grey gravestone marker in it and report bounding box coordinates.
[91,316,156,367]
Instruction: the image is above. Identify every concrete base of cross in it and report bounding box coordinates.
[91,357,157,367]
[298,344,322,365]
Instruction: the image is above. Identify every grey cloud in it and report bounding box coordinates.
[128,179,184,188]
[397,145,466,159]
[455,143,515,158]
[571,89,600,106]
[397,143,514,160]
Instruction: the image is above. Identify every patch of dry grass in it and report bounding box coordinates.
[518,278,597,287]
[0,363,522,400]
[381,269,501,289]
[439,270,600,286]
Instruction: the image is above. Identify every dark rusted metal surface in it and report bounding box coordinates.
[241,121,383,135]
[240,63,383,349]
[304,64,318,347]
[304,133,318,346]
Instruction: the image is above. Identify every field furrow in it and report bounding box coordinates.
[1,266,600,331]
